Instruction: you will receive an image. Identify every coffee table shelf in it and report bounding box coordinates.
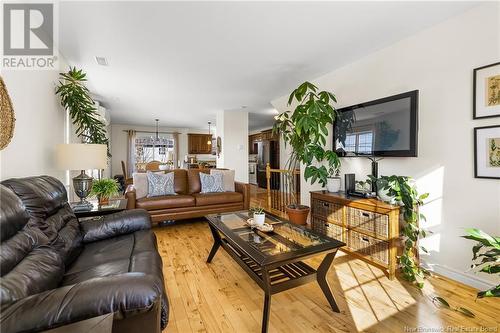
[205,211,345,333]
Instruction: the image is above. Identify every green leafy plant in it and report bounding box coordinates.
[250,206,265,216]
[462,228,500,298]
[90,178,120,200]
[273,81,340,206]
[432,296,475,318]
[371,175,429,288]
[56,67,109,151]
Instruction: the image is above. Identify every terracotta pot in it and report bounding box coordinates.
[285,205,310,225]
[98,195,109,205]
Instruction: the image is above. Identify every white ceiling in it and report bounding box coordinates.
[59,1,479,130]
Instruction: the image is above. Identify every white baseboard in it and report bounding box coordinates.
[423,261,496,290]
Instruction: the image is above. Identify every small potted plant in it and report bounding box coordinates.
[90,178,120,205]
[250,206,266,226]
[326,161,341,193]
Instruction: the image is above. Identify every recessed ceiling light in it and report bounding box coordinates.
[95,56,108,66]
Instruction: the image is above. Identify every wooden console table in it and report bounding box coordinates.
[310,191,400,279]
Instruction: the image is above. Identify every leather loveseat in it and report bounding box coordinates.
[125,169,250,224]
[0,176,168,333]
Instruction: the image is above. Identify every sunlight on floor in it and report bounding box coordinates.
[334,252,418,331]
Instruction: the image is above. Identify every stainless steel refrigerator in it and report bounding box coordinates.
[257,140,279,188]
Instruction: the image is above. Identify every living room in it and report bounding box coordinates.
[1,1,499,332]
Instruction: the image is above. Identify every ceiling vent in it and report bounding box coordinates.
[95,56,108,66]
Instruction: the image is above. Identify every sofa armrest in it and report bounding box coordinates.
[125,185,137,209]
[0,273,164,333]
[80,209,151,243]
[235,182,250,210]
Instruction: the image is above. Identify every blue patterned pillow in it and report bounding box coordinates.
[146,171,177,197]
[199,172,224,193]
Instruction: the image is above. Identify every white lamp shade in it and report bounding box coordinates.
[56,144,107,170]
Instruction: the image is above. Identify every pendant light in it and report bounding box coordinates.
[155,119,160,143]
[207,121,212,145]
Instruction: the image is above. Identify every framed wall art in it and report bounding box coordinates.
[473,62,500,119]
[474,125,500,179]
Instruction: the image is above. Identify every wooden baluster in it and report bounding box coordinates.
[266,163,271,209]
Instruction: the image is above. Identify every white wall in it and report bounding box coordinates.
[0,70,66,181]
[272,3,500,289]
[109,124,216,176]
[216,110,249,182]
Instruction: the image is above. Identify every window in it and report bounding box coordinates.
[342,131,374,154]
[135,136,175,164]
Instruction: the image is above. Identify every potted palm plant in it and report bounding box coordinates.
[273,81,341,225]
[90,178,120,205]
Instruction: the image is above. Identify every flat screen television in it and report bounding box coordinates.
[333,90,418,157]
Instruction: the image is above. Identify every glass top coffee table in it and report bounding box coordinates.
[205,211,345,333]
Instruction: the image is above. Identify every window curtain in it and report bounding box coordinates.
[172,132,179,168]
[126,130,136,176]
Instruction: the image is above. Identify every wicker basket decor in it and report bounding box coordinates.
[347,207,389,238]
[347,230,389,265]
[0,77,15,150]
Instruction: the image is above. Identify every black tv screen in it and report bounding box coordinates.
[333,90,418,157]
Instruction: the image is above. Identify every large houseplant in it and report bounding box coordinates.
[462,228,499,298]
[273,81,340,224]
[56,67,109,149]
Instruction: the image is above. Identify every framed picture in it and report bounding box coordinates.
[473,62,500,119]
[474,125,500,179]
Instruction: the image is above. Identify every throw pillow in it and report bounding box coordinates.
[133,171,164,199]
[199,172,224,193]
[210,169,235,192]
[146,171,177,197]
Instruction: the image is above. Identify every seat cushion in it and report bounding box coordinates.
[62,230,159,285]
[193,192,243,206]
[136,195,195,211]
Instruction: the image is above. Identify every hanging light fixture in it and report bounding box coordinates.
[154,119,160,142]
[207,121,212,145]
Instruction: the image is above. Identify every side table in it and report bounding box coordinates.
[71,198,128,218]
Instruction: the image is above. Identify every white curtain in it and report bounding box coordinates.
[126,130,136,176]
[172,132,179,168]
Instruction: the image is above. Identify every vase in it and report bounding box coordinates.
[285,205,310,225]
[98,195,109,205]
[326,177,341,193]
[254,213,265,226]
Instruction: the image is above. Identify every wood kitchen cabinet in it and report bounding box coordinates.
[188,133,213,154]
[249,130,278,154]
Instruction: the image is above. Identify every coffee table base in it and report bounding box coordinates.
[206,224,340,333]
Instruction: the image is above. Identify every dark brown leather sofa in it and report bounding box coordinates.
[125,169,250,223]
[0,176,168,333]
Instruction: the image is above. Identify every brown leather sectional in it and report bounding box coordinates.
[125,169,249,223]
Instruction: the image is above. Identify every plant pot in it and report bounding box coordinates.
[285,205,310,225]
[253,213,266,226]
[98,195,109,205]
[377,187,396,205]
[326,177,341,193]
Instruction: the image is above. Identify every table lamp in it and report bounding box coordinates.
[56,144,107,206]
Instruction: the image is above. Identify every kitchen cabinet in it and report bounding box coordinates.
[188,133,213,154]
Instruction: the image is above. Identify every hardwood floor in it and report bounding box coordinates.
[155,221,500,333]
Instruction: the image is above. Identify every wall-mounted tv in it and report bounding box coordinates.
[333,90,418,157]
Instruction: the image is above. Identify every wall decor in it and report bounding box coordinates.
[216,136,222,157]
[0,77,15,150]
[474,125,500,179]
[473,62,500,119]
